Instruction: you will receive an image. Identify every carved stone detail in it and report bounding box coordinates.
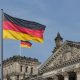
[40,42,80,73]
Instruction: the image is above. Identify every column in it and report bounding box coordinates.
[77,72,80,80]
[76,70,80,80]
[74,68,80,80]
[62,72,69,80]
[64,76,68,80]
[53,75,58,80]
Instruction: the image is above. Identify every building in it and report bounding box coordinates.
[3,56,40,80]
[3,33,80,80]
[38,33,80,80]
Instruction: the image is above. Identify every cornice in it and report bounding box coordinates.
[42,56,80,73]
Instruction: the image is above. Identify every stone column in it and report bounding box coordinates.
[77,72,80,80]
[53,76,58,80]
[74,68,80,80]
[64,76,68,80]
[76,69,80,80]
[62,72,69,80]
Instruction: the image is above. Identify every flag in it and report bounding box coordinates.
[20,41,32,48]
[3,13,46,43]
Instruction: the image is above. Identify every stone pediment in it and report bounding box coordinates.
[39,40,80,74]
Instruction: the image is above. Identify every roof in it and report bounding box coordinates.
[3,55,40,64]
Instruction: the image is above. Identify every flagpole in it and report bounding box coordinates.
[1,9,3,80]
[20,41,22,56]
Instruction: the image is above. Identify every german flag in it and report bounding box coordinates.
[20,41,32,48]
[3,13,46,43]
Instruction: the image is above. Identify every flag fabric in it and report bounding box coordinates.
[3,13,46,43]
[20,41,32,48]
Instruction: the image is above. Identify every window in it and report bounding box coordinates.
[31,67,33,74]
[26,66,28,72]
[20,66,22,72]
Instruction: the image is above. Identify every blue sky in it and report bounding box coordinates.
[0,0,80,63]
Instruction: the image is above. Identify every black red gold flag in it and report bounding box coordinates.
[20,41,32,48]
[3,13,46,43]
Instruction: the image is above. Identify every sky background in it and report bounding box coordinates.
[0,0,80,79]
[0,0,80,64]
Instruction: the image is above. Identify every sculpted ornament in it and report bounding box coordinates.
[42,43,80,73]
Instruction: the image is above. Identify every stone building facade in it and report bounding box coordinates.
[3,56,40,80]
[38,33,80,80]
[3,33,80,80]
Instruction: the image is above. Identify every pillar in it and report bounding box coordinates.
[76,70,80,80]
[64,76,68,80]
[62,72,69,80]
[53,76,58,80]
[74,68,80,80]
[77,72,80,80]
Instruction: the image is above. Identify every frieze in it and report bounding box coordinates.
[43,57,80,73]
